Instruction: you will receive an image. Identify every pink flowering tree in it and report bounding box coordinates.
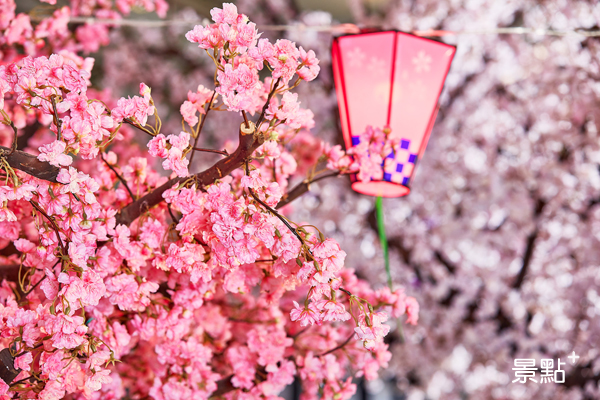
[0,2,420,399]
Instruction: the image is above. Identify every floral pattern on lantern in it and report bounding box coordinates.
[332,30,456,197]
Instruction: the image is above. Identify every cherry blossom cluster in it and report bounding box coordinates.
[180,84,213,127]
[0,0,168,64]
[238,1,600,398]
[323,125,407,183]
[1,54,112,161]
[0,3,422,400]
[0,165,120,398]
[185,3,319,113]
[58,0,600,398]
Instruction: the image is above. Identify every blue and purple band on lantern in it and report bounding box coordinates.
[350,135,417,187]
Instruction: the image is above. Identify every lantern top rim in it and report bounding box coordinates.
[332,29,457,50]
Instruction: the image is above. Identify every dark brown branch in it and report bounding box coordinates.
[434,250,456,275]
[191,148,229,156]
[248,185,304,245]
[100,153,135,202]
[6,120,18,155]
[512,229,539,289]
[116,79,285,227]
[115,124,260,227]
[211,375,236,398]
[30,200,66,253]
[317,333,354,357]
[0,348,19,385]
[16,121,41,150]
[22,275,47,297]
[276,171,340,209]
[0,147,60,183]
[241,110,251,129]
[512,197,546,289]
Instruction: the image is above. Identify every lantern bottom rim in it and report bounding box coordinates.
[351,181,410,198]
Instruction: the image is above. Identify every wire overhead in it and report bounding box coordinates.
[57,16,600,38]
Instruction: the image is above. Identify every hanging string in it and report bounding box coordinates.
[53,16,600,37]
[375,196,392,290]
[375,196,406,343]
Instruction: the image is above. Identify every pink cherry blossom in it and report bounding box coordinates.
[148,133,169,158]
[0,4,419,399]
[354,312,391,351]
[290,301,321,326]
[404,296,419,325]
[14,352,33,371]
[0,379,8,396]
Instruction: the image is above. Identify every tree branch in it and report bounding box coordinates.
[512,197,546,289]
[316,333,354,357]
[512,229,538,289]
[189,90,217,167]
[5,120,18,155]
[0,147,60,183]
[0,348,19,385]
[276,171,340,209]
[191,148,229,156]
[115,78,284,227]
[50,95,62,141]
[101,153,135,202]
[115,123,260,226]
[211,375,236,398]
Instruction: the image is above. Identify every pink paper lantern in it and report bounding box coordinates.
[332,30,456,197]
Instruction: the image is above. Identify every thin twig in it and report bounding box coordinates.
[6,120,18,155]
[21,260,59,299]
[245,162,305,246]
[100,153,135,202]
[50,96,62,141]
[13,343,44,358]
[8,372,44,388]
[317,333,354,357]
[190,91,217,167]
[191,147,229,156]
[22,275,47,298]
[249,186,303,243]
[241,110,251,129]
[291,326,310,339]
[123,118,154,137]
[9,376,30,388]
[255,78,282,130]
[30,200,66,254]
[167,204,180,224]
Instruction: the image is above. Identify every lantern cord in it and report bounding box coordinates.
[376,196,406,344]
[43,16,600,37]
[375,196,392,290]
